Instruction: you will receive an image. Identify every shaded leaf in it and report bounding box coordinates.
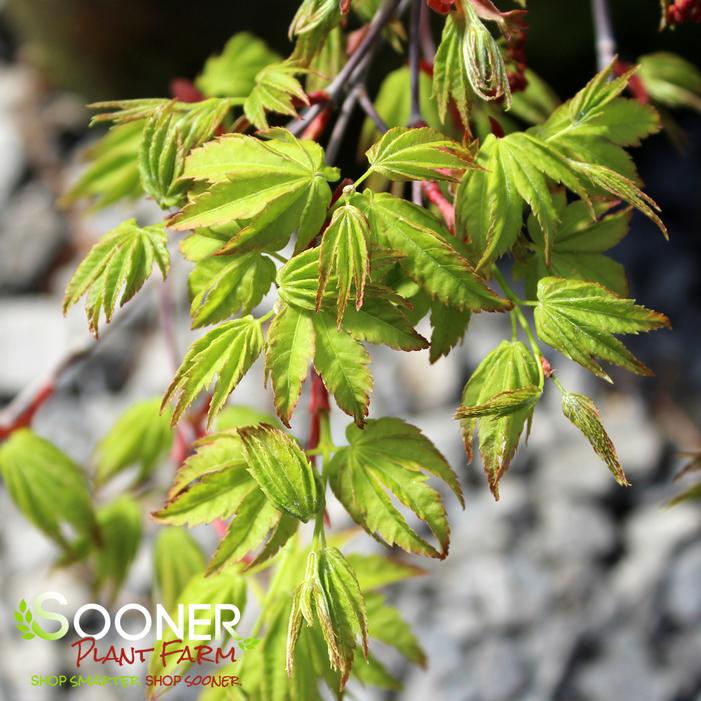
[154,528,206,610]
[95,398,173,486]
[0,430,97,549]
[328,418,462,558]
[196,32,280,98]
[460,341,541,499]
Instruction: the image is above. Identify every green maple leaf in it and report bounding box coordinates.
[63,219,169,336]
[170,130,339,254]
[162,316,264,426]
[365,192,512,312]
[534,276,671,381]
[188,252,276,328]
[244,62,309,129]
[265,304,316,427]
[327,418,463,558]
[317,203,370,324]
[518,194,631,298]
[365,126,474,183]
[458,341,541,499]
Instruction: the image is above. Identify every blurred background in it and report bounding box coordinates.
[0,1,700,700]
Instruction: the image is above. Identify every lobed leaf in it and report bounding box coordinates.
[365,126,473,183]
[367,192,512,312]
[244,62,309,129]
[189,252,276,327]
[328,418,463,558]
[162,316,264,426]
[63,219,169,336]
[312,312,372,426]
[0,430,98,549]
[95,398,173,486]
[460,341,541,498]
[534,277,670,382]
[317,204,370,323]
[265,304,316,427]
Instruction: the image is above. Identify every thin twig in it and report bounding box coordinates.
[591,0,616,71]
[409,0,423,126]
[0,286,152,437]
[289,0,401,135]
[356,85,389,133]
[159,275,181,373]
[419,0,437,62]
[325,87,361,165]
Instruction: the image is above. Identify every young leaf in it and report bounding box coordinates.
[95,398,173,486]
[163,316,264,426]
[365,592,426,666]
[367,192,512,312]
[63,219,169,336]
[238,424,320,522]
[433,13,472,126]
[456,132,590,269]
[154,528,206,611]
[189,252,276,327]
[638,52,701,113]
[289,0,340,64]
[462,1,512,107]
[560,391,630,487]
[244,62,309,129]
[278,247,341,311]
[537,61,661,149]
[345,553,424,591]
[459,341,541,499]
[171,131,339,254]
[0,429,98,549]
[196,32,280,98]
[94,496,142,597]
[155,432,297,571]
[265,304,316,426]
[139,106,187,208]
[208,489,294,573]
[429,301,471,363]
[287,548,367,689]
[520,197,630,297]
[534,277,671,382]
[455,385,542,418]
[568,160,667,238]
[327,418,463,558]
[62,122,143,210]
[312,311,372,425]
[365,126,473,183]
[317,204,370,323]
[155,456,256,526]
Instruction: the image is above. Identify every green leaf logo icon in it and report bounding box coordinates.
[14,599,35,640]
